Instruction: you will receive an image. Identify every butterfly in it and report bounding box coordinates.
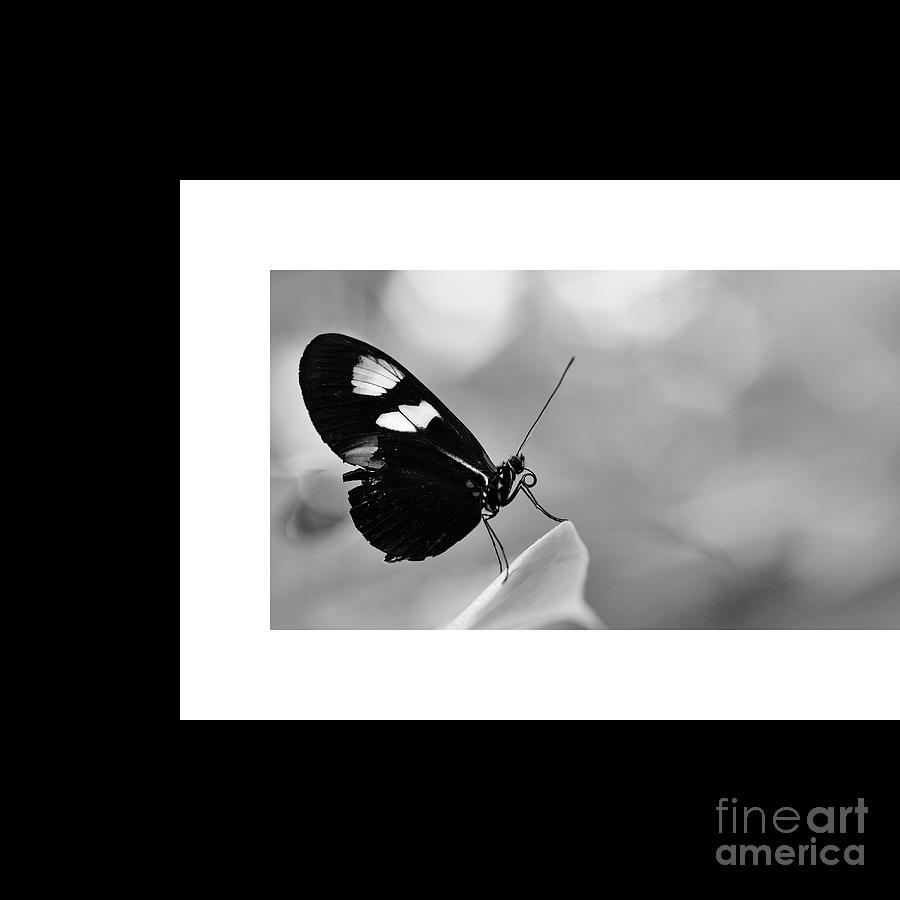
[298,333,574,580]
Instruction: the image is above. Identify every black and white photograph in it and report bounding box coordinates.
[273,269,900,630]
[182,180,899,724]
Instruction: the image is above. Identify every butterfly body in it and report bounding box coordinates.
[299,333,570,577]
[483,453,524,517]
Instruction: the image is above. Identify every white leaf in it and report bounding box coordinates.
[441,522,605,630]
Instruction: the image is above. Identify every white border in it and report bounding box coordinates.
[181,180,900,720]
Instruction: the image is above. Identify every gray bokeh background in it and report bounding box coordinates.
[271,271,900,629]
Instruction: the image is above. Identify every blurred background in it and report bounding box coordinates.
[271,271,900,629]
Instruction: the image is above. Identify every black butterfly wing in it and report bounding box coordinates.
[299,333,496,562]
[299,333,495,470]
[342,439,488,562]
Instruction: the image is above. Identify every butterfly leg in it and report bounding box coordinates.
[521,484,568,523]
[482,516,509,583]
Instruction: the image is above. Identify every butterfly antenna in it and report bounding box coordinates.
[516,356,575,455]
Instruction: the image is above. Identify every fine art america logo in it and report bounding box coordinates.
[716,798,867,866]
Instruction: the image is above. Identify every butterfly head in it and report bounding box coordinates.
[509,453,525,474]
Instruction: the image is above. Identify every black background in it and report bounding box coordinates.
[179,722,897,885]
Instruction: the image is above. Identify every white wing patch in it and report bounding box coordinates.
[344,442,384,468]
[352,355,404,396]
[375,412,416,432]
[376,401,440,433]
